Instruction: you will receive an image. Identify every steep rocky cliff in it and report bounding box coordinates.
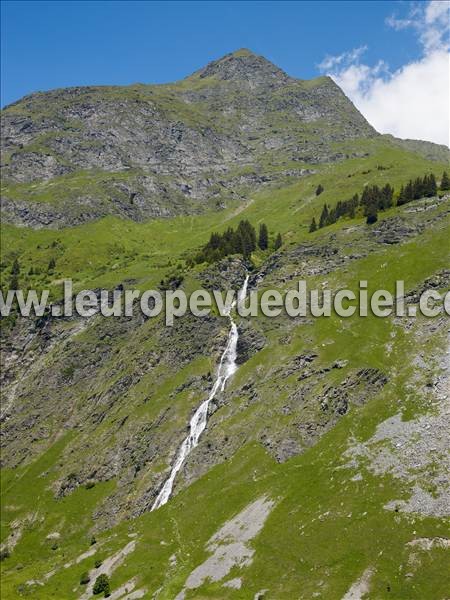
[1,49,375,227]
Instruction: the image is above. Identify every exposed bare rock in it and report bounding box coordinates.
[1,50,377,228]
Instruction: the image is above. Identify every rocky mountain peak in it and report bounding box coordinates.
[1,48,379,228]
[190,48,291,85]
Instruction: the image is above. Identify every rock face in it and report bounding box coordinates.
[193,48,292,84]
[1,49,376,228]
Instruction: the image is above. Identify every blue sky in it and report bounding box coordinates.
[1,1,449,144]
[1,1,422,104]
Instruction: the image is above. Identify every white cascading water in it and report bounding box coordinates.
[151,275,249,511]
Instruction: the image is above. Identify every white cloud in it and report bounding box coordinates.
[318,46,368,72]
[422,0,450,51]
[319,1,450,146]
[386,0,449,52]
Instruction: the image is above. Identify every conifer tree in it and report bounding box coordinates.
[381,183,394,209]
[11,258,20,275]
[348,193,358,218]
[366,203,378,225]
[274,233,282,250]
[258,223,269,250]
[208,232,221,250]
[412,177,423,199]
[427,173,437,196]
[319,204,329,228]
[10,258,20,290]
[315,184,324,196]
[441,171,450,190]
[404,180,414,203]
[328,208,337,224]
[397,184,405,206]
[309,217,317,233]
[237,220,256,258]
[196,220,260,263]
[93,573,110,596]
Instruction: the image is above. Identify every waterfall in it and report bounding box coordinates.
[151,275,249,511]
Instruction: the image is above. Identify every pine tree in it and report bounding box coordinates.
[328,208,337,224]
[309,217,317,233]
[381,184,394,209]
[241,236,252,259]
[239,220,256,250]
[258,223,268,250]
[197,220,260,264]
[10,258,20,290]
[315,184,324,196]
[362,189,378,219]
[366,203,378,225]
[404,180,414,203]
[274,233,282,250]
[9,274,19,291]
[249,222,257,250]
[237,220,256,259]
[319,204,329,228]
[208,232,221,249]
[348,193,358,218]
[427,173,437,197]
[440,171,450,190]
[11,258,20,276]
[412,177,423,199]
[373,185,382,209]
[48,257,56,272]
[360,186,369,206]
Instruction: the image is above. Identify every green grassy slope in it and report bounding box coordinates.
[1,141,449,597]
[1,139,447,297]
[1,229,448,597]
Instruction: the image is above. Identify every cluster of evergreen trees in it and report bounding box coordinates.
[441,171,450,190]
[310,171,448,231]
[194,220,281,264]
[92,573,110,596]
[360,183,395,224]
[310,194,360,231]
[397,173,437,205]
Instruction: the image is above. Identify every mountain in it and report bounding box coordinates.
[1,50,449,599]
[382,133,450,163]
[1,49,376,228]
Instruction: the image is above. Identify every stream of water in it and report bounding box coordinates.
[151,275,249,511]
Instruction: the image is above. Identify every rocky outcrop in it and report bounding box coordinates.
[1,50,378,228]
[199,257,249,291]
[236,322,266,364]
